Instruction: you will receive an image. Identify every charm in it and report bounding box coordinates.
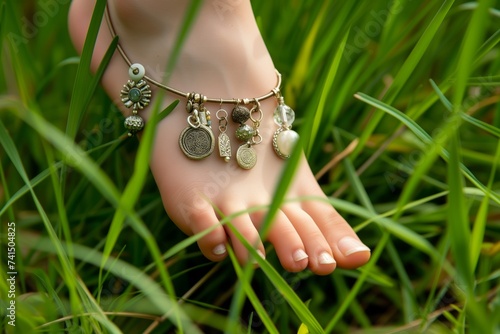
[180,93,215,159]
[272,95,298,159]
[121,63,152,136]
[216,108,231,162]
[231,100,263,169]
[179,124,215,159]
[273,127,299,159]
[236,144,257,170]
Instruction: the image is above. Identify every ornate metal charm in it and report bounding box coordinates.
[121,63,151,136]
[120,79,152,111]
[236,144,257,170]
[180,93,214,159]
[218,132,231,162]
[216,108,231,162]
[179,124,215,159]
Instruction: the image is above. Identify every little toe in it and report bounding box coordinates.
[254,210,308,272]
[222,204,266,265]
[303,200,371,269]
[282,206,337,275]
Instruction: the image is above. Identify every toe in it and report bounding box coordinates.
[254,210,308,272]
[303,200,371,269]
[167,191,229,262]
[283,205,337,275]
[222,203,266,265]
[188,208,229,262]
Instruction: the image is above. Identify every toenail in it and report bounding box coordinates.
[318,252,336,265]
[252,250,266,264]
[337,237,371,257]
[293,249,308,262]
[256,250,266,260]
[212,244,227,256]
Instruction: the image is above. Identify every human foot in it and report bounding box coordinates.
[68,0,371,275]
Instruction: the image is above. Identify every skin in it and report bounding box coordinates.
[68,0,371,275]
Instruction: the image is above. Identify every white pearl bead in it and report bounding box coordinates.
[277,130,299,156]
[129,63,145,81]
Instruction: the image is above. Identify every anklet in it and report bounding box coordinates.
[105,5,298,167]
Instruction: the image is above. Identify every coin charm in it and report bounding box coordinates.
[236,144,257,170]
[179,124,215,160]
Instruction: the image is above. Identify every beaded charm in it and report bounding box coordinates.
[232,101,263,169]
[179,93,215,160]
[120,63,152,136]
[272,96,299,159]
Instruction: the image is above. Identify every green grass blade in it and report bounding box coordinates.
[20,233,203,334]
[305,30,349,156]
[65,0,106,140]
[354,93,500,206]
[0,118,119,332]
[226,222,325,334]
[325,233,389,332]
[353,0,455,157]
[470,142,500,271]
[226,247,279,334]
[327,196,437,260]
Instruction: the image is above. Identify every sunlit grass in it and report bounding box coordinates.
[1,0,499,333]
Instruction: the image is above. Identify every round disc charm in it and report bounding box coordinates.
[179,125,215,160]
[236,145,257,169]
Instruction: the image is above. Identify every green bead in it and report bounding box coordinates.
[128,88,142,103]
[235,124,254,141]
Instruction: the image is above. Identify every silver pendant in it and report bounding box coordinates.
[236,144,257,169]
[179,124,215,160]
[218,132,231,162]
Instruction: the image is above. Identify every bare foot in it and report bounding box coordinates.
[68,0,370,275]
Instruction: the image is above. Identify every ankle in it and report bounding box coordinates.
[108,0,277,99]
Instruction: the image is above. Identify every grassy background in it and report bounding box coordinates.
[1,0,500,333]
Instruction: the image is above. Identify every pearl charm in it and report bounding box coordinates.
[273,128,299,159]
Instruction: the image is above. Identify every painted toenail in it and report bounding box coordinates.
[212,244,227,255]
[338,237,371,257]
[293,249,308,262]
[319,252,336,265]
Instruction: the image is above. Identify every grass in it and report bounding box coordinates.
[1,0,500,333]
